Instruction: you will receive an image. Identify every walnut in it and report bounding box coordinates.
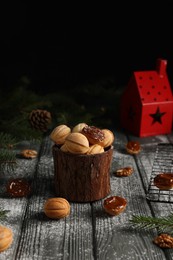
[44,198,70,219]
[20,149,38,159]
[115,167,133,177]
[153,233,173,248]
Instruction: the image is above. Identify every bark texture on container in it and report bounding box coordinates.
[52,145,113,202]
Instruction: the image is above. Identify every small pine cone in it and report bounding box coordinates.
[29,109,52,132]
[153,233,173,248]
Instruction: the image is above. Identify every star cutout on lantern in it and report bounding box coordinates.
[149,107,166,125]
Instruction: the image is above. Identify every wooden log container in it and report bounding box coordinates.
[52,145,113,202]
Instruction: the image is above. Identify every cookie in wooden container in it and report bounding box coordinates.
[51,123,114,202]
[52,144,113,202]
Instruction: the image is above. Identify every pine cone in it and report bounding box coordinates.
[29,109,52,132]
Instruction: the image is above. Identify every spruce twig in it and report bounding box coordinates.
[0,132,41,173]
[22,137,42,145]
[0,132,17,149]
[0,149,17,172]
[129,214,173,234]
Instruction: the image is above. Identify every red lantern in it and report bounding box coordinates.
[120,59,173,137]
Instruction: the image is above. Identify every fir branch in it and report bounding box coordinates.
[22,136,42,145]
[0,149,17,172]
[129,214,173,234]
[0,209,9,220]
[0,132,17,149]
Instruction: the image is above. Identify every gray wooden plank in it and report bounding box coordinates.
[132,133,173,260]
[128,134,170,193]
[92,130,167,260]
[1,133,173,260]
[14,137,94,260]
[0,141,40,260]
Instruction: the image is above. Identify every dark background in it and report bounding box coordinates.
[1,1,173,93]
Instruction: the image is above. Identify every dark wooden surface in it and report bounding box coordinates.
[0,130,173,260]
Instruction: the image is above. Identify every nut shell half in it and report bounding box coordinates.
[50,125,71,145]
[65,133,89,154]
[87,144,104,154]
[99,129,114,148]
[0,226,13,252]
[72,123,88,133]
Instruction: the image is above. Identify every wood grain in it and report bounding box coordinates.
[0,133,173,259]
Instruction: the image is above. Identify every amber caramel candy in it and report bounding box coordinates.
[6,178,31,198]
[154,173,173,190]
[103,196,127,216]
[82,125,105,145]
[126,141,141,154]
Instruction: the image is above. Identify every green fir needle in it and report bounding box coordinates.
[129,214,173,234]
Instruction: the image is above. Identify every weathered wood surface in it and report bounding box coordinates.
[0,131,173,259]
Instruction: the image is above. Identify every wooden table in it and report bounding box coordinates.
[0,130,173,260]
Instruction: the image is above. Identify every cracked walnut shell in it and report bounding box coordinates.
[115,167,133,177]
[153,233,173,248]
[0,226,13,252]
[44,198,70,219]
[20,149,38,159]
